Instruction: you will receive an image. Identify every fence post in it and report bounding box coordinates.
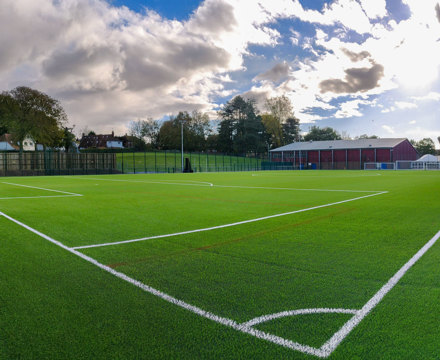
[133,152,136,174]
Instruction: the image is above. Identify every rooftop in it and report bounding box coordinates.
[271,138,408,152]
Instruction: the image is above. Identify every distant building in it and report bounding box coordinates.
[270,138,418,170]
[0,134,42,151]
[0,134,18,151]
[79,131,127,150]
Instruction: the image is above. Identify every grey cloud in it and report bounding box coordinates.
[319,63,384,94]
[189,0,237,34]
[254,62,290,83]
[341,48,371,62]
[121,41,230,91]
[43,47,119,80]
[436,3,440,23]
[240,89,272,111]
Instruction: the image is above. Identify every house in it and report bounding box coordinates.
[79,131,125,150]
[0,134,42,151]
[270,138,418,170]
[0,134,19,151]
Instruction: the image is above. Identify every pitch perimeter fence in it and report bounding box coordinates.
[0,151,271,176]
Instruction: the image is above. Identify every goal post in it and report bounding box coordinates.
[364,162,395,170]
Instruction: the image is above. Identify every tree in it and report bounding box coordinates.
[157,111,210,152]
[304,126,341,141]
[264,95,298,148]
[412,138,435,155]
[0,87,67,152]
[218,96,266,155]
[261,114,282,149]
[282,116,300,145]
[60,126,77,153]
[357,134,379,139]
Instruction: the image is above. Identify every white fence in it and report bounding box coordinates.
[365,161,440,170]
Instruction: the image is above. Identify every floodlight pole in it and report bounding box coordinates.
[181,120,184,172]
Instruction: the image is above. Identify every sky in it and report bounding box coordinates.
[1,0,440,147]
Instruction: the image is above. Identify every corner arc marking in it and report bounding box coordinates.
[243,308,359,327]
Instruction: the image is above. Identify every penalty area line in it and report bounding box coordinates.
[1,181,83,197]
[0,194,82,200]
[72,191,388,250]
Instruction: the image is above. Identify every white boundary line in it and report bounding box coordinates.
[2,210,440,358]
[319,228,440,357]
[1,181,83,197]
[72,191,388,250]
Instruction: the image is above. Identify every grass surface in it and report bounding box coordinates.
[1,170,439,359]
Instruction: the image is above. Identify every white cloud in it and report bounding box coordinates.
[359,0,388,19]
[382,125,395,134]
[395,101,418,109]
[0,0,283,132]
[412,92,440,102]
[334,99,372,118]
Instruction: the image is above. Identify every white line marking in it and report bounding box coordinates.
[242,308,359,327]
[69,176,382,193]
[0,210,325,358]
[0,195,82,200]
[214,184,381,193]
[2,210,439,358]
[1,182,83,196]
[319,228,440,357]
[72,191,388,250]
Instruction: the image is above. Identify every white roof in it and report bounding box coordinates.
[271,138,407,152]
[416,154,438,162]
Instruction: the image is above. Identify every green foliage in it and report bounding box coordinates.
[218,96,266,154]
[157,111,210,152]
[412,138,436,155]
[0,87,67,151]
[357,134,379,139]
[304,126,342,141]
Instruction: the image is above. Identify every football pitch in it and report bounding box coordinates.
[1,170,439,359]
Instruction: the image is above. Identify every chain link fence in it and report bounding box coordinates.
[0,150,270,176]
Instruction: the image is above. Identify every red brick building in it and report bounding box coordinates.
[270,138,418,170]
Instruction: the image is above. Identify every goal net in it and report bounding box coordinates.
[364,162,395,170]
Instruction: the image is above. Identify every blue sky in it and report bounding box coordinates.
[1,0,439,146]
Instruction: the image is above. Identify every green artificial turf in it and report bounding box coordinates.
[1,170,439,359]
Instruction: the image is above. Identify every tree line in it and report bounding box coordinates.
[1,86,438,156]
[129,95,302,154]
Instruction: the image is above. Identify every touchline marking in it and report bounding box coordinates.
[72,191,388,250]
[1,182,83,197]
[318,228,440,357]
[2,210,439,358]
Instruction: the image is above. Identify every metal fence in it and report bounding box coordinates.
[0,152,117,176]
[0,150,269,176]
[115,151,267,173]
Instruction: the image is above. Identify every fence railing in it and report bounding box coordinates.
[0,151,269,176]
